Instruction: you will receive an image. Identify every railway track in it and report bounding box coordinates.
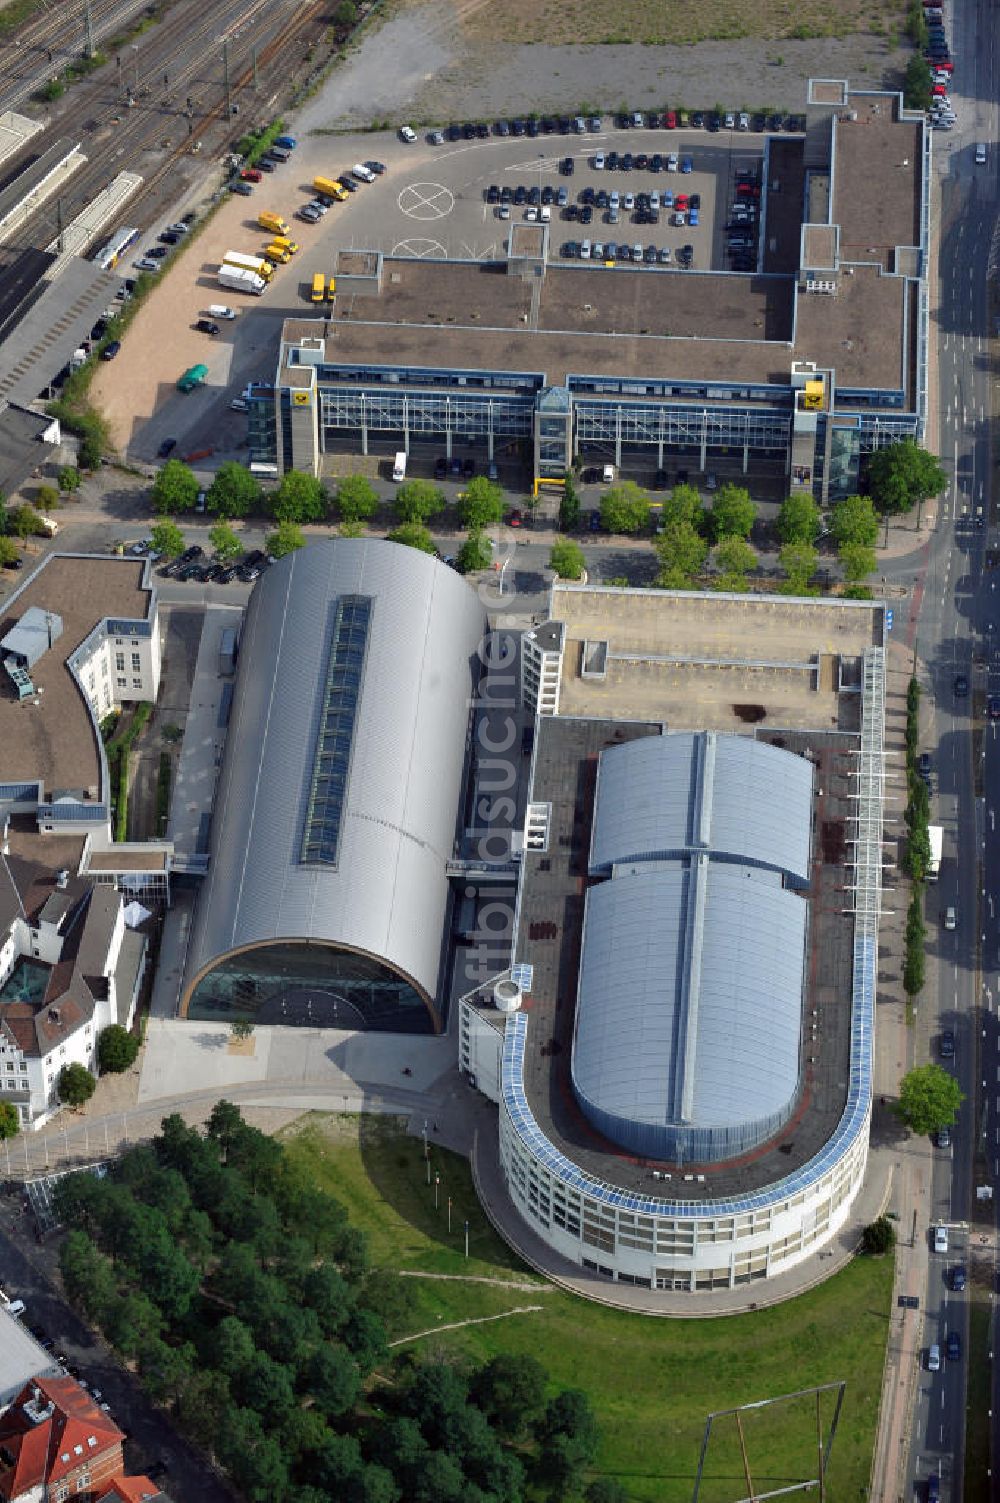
[5,0,329,253]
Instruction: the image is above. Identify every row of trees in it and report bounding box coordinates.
[54,1105,611,1503]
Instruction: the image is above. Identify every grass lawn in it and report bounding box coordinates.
[282,1113,892,1503]
[394,0,902,48]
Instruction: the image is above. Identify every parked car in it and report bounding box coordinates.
[241,167,262,182]
[399,125,417,143]
[950,1264,966,1291]
[157,438,177,458]
[100,340,121,360]
[230,182,253,196]
[939,1028,955,1058]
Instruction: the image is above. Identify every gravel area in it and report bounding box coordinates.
[303,0,912,130]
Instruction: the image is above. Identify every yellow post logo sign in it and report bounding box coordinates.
[803,380,825,411]
[292,391,310,407]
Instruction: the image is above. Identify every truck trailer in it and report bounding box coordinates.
[217,264,266,297]
[928,824,943,881]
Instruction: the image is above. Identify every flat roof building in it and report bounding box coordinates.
[461,586,887,1300]
[250,81,929,505]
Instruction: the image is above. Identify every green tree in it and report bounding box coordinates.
[903,54,933,112]
[59,1229,117,1322]
[830,493,879,549]
[839,542,877,584]
[662,482,706,532]
[586,1482,629,1503]
[229,1018,255,1041]
[387,521,436,554]
[559,474,581,532]
[0,1101,19,1139]
[272,469,327,524]
[709,482,756,541]
[58,465,81,493]
[334,0,358,25]
[776,492,820,544]
[861,1215,897,1255]
[97,1024,139,1074]
[394,479,444,524]
[265,521,305,558]
[209,522,242,562]
[549,537,586,580]
[307,1341,360,1419]
[457,477,504,530]
[778,540,819,595]
[866,439,947,516]
[339,519,366,538]
[895,1063,964,1134]
[151,459,198,515]
[139,1336,195,1407]
[713,535,756,591]
[150,520,185,557]
[106,1289,164,1356]
[207,462,261,520]
[177,1368,231,1449]
[471,1353,548,1439]
[655,519,708,588]
[0,537,18,567]
[535,1389,600,1498]
[207,1315,257,1379]
[457,529,492,574]
[600,480,651,534]
[336,474,379,523]
[903,938,926,997]
[58,1062,96,1107]
[8,504,41,541]
[36,483,60,512]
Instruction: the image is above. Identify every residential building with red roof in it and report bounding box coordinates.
[0,1375,124,1502]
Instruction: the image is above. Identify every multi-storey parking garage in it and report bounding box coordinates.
[251,79,929,503]
[461,587,887,1297]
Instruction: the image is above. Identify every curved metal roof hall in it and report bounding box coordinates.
[181,539,488,1026]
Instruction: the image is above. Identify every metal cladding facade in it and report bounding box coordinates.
[572,732,813,1163]
[589,732,813,886]
[182,539,487,1026]
[572,863,808,1162]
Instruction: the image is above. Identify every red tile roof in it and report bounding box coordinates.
[95,1477,161,1502]
[0,1376,124,1499]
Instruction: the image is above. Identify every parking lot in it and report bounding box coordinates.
[91,114,773,462]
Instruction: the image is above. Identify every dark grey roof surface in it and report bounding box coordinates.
[184,539,487,1009]
[589,732,813,882]
[0,403,57,496]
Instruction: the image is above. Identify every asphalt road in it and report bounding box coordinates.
[0,1192,235,1503]
[885,0,1000,1488]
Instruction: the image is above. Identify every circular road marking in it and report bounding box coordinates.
[392,236,448,258]
[398,181,455,220]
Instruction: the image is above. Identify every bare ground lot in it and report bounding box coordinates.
[303,0,912,130]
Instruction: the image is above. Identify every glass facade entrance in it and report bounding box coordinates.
[186,941,435,1031]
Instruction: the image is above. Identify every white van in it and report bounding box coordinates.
[602,464,615,484]
[944,906,956,931]
[207,304,237,320]
[38,515,59,536]
[392,451,407,482]
[975,143,987,165]
[352,163,375,184]
[6,1299,25,1319]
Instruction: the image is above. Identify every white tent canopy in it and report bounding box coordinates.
[122,900,151,928]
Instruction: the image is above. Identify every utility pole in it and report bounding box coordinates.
[55,197,63,254]
[84,0,95,58]
[223,39,231,121]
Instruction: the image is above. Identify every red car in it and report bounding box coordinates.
[665,110,677,129]
[675,192,689,210]
[241,167,262,182]
[932,83,948,95]
[507,508,523,528]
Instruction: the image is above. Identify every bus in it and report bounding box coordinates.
[93,227,140,271]
[311,272,327,303]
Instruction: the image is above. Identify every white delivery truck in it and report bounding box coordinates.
[393,451,407,482]
[928,824,943,881]
[217,264,266,297]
